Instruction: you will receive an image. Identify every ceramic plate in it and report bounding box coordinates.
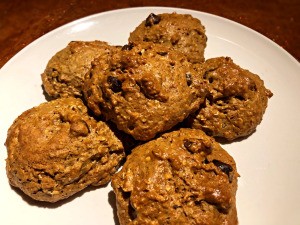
[0,7,299,225]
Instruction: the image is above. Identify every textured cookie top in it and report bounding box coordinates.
[112,128,238,225]
[41,41,117,98]
[129,13,207,63]
[189,57,273,141]
[5,97,124,202]
[83,42,208,141]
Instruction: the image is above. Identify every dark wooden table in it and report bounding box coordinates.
[0,0,299,68]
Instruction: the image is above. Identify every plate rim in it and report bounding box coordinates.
[1,6,300,225]
[1,6,298,72]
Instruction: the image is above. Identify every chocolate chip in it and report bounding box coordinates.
[122,43,134,51]
[171,39,179,46]
[173,205,180,209]
[235,95,245,101]
[107,76,122,93]
[145,13,161,27]
[157,51,168,56]
[203,68,215,80]
[186,73,192,86]
[212,159,233,182]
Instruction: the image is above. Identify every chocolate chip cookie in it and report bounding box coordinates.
[41,41,118,98]
[188,57,273,141]
[83,42,208,141]
[5,97,125,202]
[112,128,238,225]
[129,13,207,63]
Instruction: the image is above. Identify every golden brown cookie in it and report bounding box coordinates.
[83,42,208,141]
[5,97,125,202]
[188,57,273,141]
[112,128,239,225]
[41,41,118,98]
[129,12,207,63]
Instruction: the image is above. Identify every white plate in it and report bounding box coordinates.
[0,7,299,225]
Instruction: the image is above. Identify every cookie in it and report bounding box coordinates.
[129,12,207,63]
[5,97,125,202]
[112,128,238,225]
[83,42,208,141]
[188,57,273,141]
[41,41,118,98]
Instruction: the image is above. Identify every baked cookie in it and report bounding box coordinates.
[188,57,273,141]
[83,42,208,141]
[112,128,239,225]
[5,97,124,202]
[129,12,207,63]
[41,41,118,98]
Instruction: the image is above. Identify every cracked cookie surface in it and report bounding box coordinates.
[112,128,238,225]
[188,57,273,141]
[5,97,124,202]
[129,13,207,64]
[83,42,208,141]
[41,41,118,98]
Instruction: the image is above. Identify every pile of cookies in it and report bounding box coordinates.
[5,13,272,224]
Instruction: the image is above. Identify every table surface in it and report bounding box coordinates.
[0,0,299,69]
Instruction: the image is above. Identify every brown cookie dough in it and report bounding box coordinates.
[129,12,207,64]
[41,41,118,98]
[112,128,238,225]
[5,97,125,202]
[188,57,273,141]
[83,42,208,141]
